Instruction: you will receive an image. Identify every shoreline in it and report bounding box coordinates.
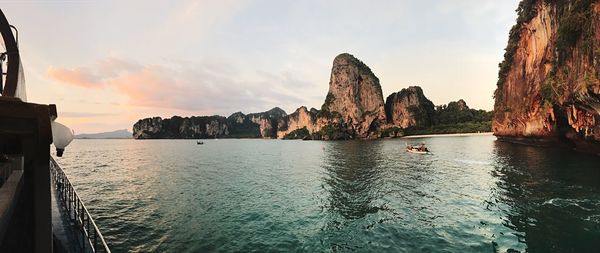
[401,132,493,139]
[116,132,496,140]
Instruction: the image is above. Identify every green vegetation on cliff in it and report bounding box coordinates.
[335,53,381,89]
[282,127,310,140]
[406,100,493,135]
[494,0,539,107]
[495,0,597,110]
[555,0,594,63]
[404,122,492,135]
[552,0,596,105]
[311,124,352,140]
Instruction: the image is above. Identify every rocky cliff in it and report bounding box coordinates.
[276,106,317,139]
[272,53,391,140]
[133,116,230,139]
[248,107,287,138]
[493,0,600,151]
[134,53,493,140]
[385,86,435,128]
[317,53,388,139]
[133,108,286,139]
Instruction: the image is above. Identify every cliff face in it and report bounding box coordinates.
[133,117,163,139]
[319,53,387,138]
[133,108,286,139]
[385,86,435,128]
[493,0,600,149]
[133,116,230,139]
[276,106,317,139]
[248,107,287,138]
[134,53,493,140]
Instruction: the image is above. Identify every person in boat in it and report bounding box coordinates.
[417,144,428,152]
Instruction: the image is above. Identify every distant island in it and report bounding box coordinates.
[133,53,492,140]
[75,129,133,139]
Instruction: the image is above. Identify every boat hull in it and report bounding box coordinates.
[406,148,428,154]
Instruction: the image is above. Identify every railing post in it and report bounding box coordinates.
[80,202,85,250]
[50,158,111,253]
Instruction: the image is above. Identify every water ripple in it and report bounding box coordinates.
[54,137,600,252]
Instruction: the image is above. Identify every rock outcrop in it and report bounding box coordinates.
[317,53,388,138]
[134,53,494,140]
[493,0,600,151]
[133,117,163,139]
[276,106,317,139]
[133,108,286,139]
[385,86,435,128]
[133,116,230,139]
[247,107,287,138]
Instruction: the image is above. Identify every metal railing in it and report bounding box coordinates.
[50,157,111,253]
[0,155,15,187]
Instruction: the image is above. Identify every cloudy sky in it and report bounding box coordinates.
[3,0,520,133]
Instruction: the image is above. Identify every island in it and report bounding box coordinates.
[133,53,492,140]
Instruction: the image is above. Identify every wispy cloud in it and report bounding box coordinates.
[47,66,104,88]
[60,111,118,118]
[11,0,520,133]
[47,57,314,115]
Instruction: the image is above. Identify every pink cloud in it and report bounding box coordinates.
[47,57,310,114]
[47,66,105,88]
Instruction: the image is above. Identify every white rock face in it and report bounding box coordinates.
[205,120,229,136]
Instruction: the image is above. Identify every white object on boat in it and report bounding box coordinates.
[51,121,74,157]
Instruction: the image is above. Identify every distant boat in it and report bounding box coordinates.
[406,147,427,154]
[197,141,204,145]
[406,143,428,154]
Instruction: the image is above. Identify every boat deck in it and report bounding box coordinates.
[51,177,87,253]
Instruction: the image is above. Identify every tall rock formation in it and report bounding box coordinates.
[134,53,494,140]
[493,0,600,151]
[319,53,387,138]
[385,86,435,128]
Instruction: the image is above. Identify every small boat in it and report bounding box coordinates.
[406,147,428,154]
[406,143,429,154]
[197,141,204,145]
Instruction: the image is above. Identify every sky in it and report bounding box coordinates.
[2,0,520,134]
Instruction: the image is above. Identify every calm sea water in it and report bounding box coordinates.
[55,135,600,253]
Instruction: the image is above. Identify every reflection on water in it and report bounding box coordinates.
[491,141,600,253]
[322,141,385,219]
[56,137,600,252]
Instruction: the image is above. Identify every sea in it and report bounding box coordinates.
[55,135,600,252]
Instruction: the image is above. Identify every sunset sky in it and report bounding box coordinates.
[3,0,519,134]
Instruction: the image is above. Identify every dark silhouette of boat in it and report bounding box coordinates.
[0,8,110,252]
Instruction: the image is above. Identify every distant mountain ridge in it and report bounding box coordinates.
[75,129,132,139]
[133,53,492,140]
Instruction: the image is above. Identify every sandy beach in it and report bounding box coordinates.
[401,132,493,139]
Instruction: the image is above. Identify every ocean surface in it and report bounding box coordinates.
[55,135,600,253]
